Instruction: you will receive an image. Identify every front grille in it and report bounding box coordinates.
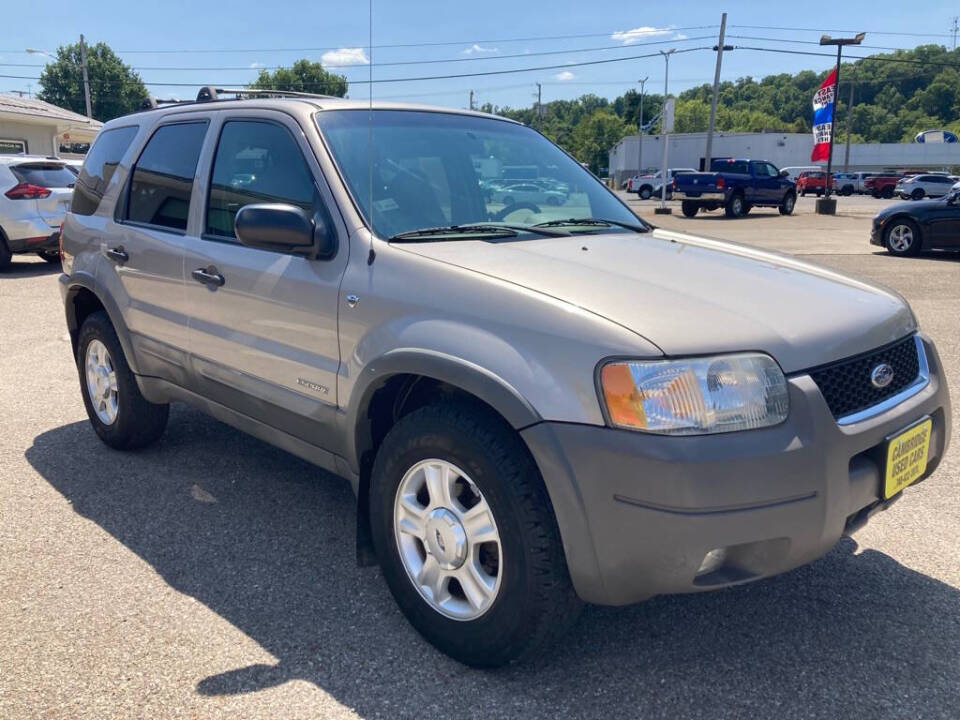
[809,335,920,419]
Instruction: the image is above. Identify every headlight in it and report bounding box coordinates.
[599,354,789,435]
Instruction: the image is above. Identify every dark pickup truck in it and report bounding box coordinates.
[672,158,797,218]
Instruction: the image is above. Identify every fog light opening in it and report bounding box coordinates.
[696,547,728,576]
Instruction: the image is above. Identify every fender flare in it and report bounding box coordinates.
[344,348,542,474]
[62,271,142,375]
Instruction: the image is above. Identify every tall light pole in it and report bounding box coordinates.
[27,38,92,119]
[816,32,864,215]
[704,12,730,170]
[637,76,648,179]
[655,49,676,215]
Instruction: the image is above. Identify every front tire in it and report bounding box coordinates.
[779,192,796,215]
[884,218,921,257]
[369,402,580,667]
[911,188,925,200]
[77,311,169,449]
[681,201,699,217]
[882,187,894,199]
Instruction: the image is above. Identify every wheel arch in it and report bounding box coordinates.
[63,274,141,374]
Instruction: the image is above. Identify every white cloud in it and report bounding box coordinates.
[321,47,370,67]
[249,62,264,69]
[611,26,675,45]
[674,33,688,40]
[462,44,499,55]
[554,71,576,81]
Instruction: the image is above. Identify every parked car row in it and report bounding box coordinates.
[626,168,696,199]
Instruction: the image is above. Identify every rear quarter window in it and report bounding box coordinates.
[72,125,139,216]
[11,163,76,188]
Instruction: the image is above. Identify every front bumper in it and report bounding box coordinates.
[522,334,951,606]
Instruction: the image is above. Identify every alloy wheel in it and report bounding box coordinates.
[85,339,119,425]
[393,459,502,620]
[888,224,914,253]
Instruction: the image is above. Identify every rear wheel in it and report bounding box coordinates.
[681,201,699,217]
[77,311,169,449]
[639,186,652,200]
[724,193,746,218]
[779,192,796,215]
[884,218,921,257]
[37,249,60,264]
[369,402,580,667]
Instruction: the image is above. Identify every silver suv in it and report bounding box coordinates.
[59,92,951,667]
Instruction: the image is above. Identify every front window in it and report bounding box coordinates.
[314,110,641,239]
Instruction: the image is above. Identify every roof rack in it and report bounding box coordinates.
[138,86,339,112]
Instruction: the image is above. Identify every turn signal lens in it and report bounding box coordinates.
[599,354,789,435]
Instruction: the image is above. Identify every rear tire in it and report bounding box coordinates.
[882,187,894,199]
[639,186,652,200]
[369,402,581,667]
[681,201,699,217]
[779,192,796,215]
[77,311,169,450]
[884,218,921,257]
[724,193,745,218]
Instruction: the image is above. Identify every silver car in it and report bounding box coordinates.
[59,94,951,667]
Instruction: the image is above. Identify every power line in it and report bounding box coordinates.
[0,47,711,88]
[732,44,960,70]
[0,35,715,73]
[726,35,940,52]
[729,24,953,38]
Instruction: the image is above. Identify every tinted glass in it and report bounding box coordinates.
[127,122,207,231]
[315,110,638,239]
[206,120,316,238]
[0,139,27,154]
[72,125,138,215]
[11,163,76,188]
[720,161,748,174]
[753,163,773,177]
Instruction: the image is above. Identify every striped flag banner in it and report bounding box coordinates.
[810,68,836,162]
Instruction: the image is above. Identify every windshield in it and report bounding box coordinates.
[314,109,642,239]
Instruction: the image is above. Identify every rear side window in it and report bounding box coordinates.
[11,163,76,188]
[72,125,138,216]
[206,120,315,239]
[126,122,207,231]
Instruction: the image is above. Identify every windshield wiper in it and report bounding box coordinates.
[533,217,650,233]
[389,222,568,242]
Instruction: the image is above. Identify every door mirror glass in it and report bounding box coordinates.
[235,203,314,250]
[779,169,789,177]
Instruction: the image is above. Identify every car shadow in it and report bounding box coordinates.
[871,250,960,262]
[25,407,960,718]
[0,257,61,277]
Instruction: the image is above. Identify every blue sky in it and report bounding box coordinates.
[2,0,958,110]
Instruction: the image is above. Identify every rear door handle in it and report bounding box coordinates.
[192,266,225,288]
[105,246,128,263]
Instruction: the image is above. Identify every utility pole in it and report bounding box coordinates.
[469,89,474,110]
[843,78,855,172]
[656,49,676,215]
[535,82,542,129]
[704,12,730,170]
[952,17,959,50]
[79,34,92,119]
[637,76,647,178]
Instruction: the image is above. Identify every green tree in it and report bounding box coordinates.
[250,59,348,97]
[570,109,630,173]
[37,41,147,122]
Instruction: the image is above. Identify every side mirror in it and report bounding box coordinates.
[235,203,336,259]
[779,169,789,177]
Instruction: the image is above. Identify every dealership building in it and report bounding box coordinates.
[608,131,960,185]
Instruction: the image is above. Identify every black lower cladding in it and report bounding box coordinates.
[809,335,920,418]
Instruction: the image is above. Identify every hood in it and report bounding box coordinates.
[396,229,916,373]
[878,198,947,217]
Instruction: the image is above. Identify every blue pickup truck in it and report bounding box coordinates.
[672,158,797,218]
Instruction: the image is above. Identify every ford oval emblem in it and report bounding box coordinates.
[871,363,895,389]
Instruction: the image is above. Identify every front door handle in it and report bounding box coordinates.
[191,266,225,288]
[105,246,128,263]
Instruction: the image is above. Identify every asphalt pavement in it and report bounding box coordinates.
[2,194,958,719]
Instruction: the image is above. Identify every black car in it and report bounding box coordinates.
[870,191,960,256]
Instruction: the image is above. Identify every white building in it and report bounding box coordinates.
[0,94,102,157]
[608,131,960,185]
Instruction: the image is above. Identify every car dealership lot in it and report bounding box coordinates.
[2,202,959,719]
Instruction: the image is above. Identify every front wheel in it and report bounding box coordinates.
[77,311,169,449]
[882,187,894,199]
[779,192,796,215]
[884,218,921,256]
[681,201,699,217]
[911,188,925,200]
[369,402,580,667]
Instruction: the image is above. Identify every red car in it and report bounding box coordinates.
[795,170,834,197]
[864,174,903,199]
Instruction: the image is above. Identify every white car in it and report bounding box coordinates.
[0,155,75,267]
[492,182,567,207]
[630,168,697,199]
[895,173,956,200]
